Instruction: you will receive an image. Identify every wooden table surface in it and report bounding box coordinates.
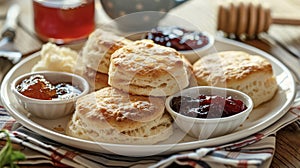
[1,0,300,167]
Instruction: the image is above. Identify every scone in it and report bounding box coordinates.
[193,51,278,107]
[108,39,190,97]
[81,28,132,90]
[182,56,198,87]
[66,87,173,144]
[83,67,109,90]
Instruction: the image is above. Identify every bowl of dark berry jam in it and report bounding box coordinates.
[144,26,215,63]
[165,86,253,139]
[11,71,89,119]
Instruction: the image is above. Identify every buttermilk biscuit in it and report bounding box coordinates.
[80,29,131,90]
[66,87,173,144]
[83,67,109,90]
[193,51,278,107]
[182,56,198,87]
[108,39,190,96]
[81,28,132,74]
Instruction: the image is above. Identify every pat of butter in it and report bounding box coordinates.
[32,43,78,73]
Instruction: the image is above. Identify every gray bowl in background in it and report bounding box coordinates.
[100,0,189,32]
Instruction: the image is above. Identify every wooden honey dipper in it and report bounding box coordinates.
[217,2,300,38]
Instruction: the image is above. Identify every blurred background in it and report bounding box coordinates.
[0,0,300,167]
[0,0,300,55]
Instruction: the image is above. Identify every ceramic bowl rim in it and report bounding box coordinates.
[178,31,215,54]
[11,71,89,104]
[165,86,253,123]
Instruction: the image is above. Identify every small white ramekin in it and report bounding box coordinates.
[165,86,253,139]
[11,71,89,119]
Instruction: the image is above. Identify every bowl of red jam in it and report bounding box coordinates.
[11,71,89,119]
[144,26,215,63]
[165,86,253,139]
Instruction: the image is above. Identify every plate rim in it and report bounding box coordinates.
[0,37,296,156]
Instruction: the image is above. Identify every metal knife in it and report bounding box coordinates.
[0,4,21,83]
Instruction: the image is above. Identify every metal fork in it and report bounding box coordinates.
[0,4,21,84]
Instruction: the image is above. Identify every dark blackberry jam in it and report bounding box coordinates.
[145,26,209,51]
[170,95,247,118]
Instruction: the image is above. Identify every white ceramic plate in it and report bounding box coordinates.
[1,38,296,157]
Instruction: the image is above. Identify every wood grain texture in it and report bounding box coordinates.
[242,36,299,168]
[272,123,300,168]
[0,0,299,167]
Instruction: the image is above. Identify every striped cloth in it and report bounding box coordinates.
[1,99,300,168]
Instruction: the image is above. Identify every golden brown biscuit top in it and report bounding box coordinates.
[82,29,132,73]
[75,87,165,130]
[110,39,185,77]
[193,51,273,85]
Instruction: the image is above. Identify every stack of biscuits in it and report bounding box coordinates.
[66,28,278,144]
[66,29,191,144]
[80,29,132,90]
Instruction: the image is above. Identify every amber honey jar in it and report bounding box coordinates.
[33,0,95,44]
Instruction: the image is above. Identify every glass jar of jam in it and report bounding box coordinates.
[33,0,95,44]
